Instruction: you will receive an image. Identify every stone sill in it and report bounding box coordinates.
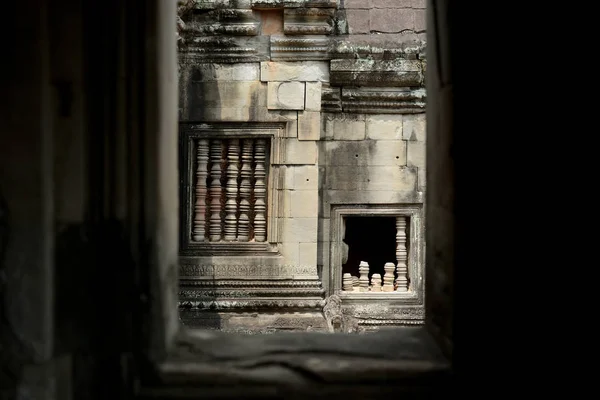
[339,290,418,300]
[137,326,451,397]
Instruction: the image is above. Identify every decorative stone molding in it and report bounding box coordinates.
[329,39,426,61]
[270,35,331,61]
[252,0,338,9]
[284,7,335,35]
[179,287,325,299]
[179,263,319,278]
[341,88,425,114]
[321,85,342,112]
[179,36,270,64]
[184,9,261,36]
[330,59,424,87]
[193,1,252,10]
[180,279,321,287]
[180,299,326,310]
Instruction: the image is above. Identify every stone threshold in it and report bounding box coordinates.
[137,326,452,398]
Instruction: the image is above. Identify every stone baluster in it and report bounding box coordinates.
[382,262,395,292]
[358,261,370,292]
[253,139,267,242]
[238,139,253,242]
[209,139,224,241]
[224,139,240,241]
[395,217,408,291]
[371,274,382,292]
[342,273,353,291]
[192,139,209,242]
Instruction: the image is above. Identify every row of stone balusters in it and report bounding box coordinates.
[192,138,268,242]
[342,260,408,292]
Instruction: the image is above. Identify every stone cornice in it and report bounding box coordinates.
[340,87,426,114]
[179,36,270,63]
[270,35,330,60]
[330,59,424,87]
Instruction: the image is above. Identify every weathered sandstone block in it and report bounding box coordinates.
[267,81,305,110]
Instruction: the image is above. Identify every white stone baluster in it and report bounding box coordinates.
[238,139,253,242]
[209,139,224,241]
[383,262,395,292]
[371,273,382,292]
[342,273,353,291]
[224,139,240,241]
[395,217,408,291]
[253,139,267,242]
[192,138,209,242]
[358,261,370,292]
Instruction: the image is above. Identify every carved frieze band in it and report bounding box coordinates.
[179,299,326,310]
[179,264,318,278]
[342,305,425,320]
[359,320,424,326]
[322,87,425,114]
[270,35,330,61]
[330,59,424,88]
[341,88,426,114]
[284,8,335,35]
[183,9,261,36]
[179,279,322,287]
[179,36,270,64]
[179,287,325,299]
[252,1,338,9]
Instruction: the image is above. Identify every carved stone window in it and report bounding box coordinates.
[180,122,286,256]
[328,205,424,308]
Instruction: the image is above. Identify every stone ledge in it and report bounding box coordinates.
[138,326,451,397]
[330,59,424,87]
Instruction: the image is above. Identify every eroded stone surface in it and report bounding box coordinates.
[178,0,428,332]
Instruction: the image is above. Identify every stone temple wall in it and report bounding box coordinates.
[177,0,427,333]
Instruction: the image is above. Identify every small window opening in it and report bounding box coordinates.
[342,216,400,289]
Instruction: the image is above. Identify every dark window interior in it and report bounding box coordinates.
[342,216,397,284]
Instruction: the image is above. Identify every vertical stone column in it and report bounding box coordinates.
[253,138,267,242]
[192,138,209,241]
[238,139,253,242]
[395,217,408,291]
[209,139,224,241]
[224,139,240,241]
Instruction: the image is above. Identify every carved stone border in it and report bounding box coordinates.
[179,122,287,256]
[327,204,424,305]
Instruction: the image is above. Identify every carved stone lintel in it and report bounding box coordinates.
[179,263,319,279]
[284,8,335,35]
[330,59,424,88]
[329,39,426,61]
[341,88,426,114]
[180,299,326,310]
[270,35,331,61]
[179,36,270,64]
[252,1,338,9]
[185,9,261,36]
